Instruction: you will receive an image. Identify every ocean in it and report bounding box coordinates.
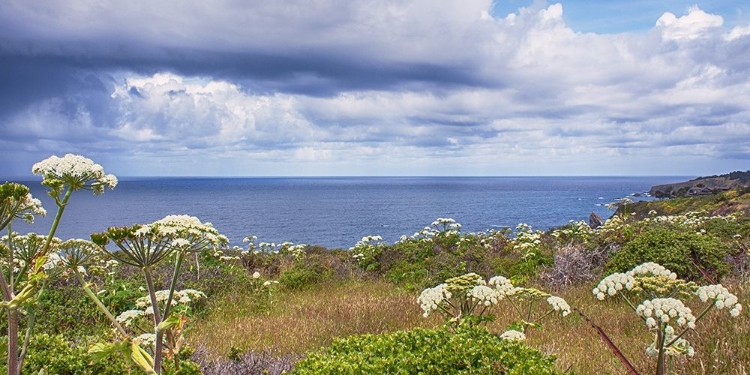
[10,176,687,249]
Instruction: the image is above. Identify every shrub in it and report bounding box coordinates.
[0,334,129,374]
[279,259,334,289]
[32,282,113,338]
[294,326,561,374]
[606,227,731,281]
[539,243,606,290]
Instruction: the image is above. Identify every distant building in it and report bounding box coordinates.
[687,187,714,196]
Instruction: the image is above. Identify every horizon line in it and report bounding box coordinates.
[1,174,697,181]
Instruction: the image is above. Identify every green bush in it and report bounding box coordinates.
[606,227,731,281]
[279,259,334,289]
[294,326,560,374]
[0,334,130,374]
[32,283,113,338]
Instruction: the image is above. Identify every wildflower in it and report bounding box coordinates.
[470,285,499,306]
[627,262,677,280]
[116,310,145,327]
[592,272,635,300]
[32,154,118,194]
[253,271,261,279]
[500,330,526,341]
[488,276,517,297]
[636,298,695,329]
[417,283,451,317]
[546,296,571,317]
[695,284,742,317]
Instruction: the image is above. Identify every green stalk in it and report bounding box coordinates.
[74,269,128,337]
[162,252,184,319]
[18,280,48,370]
[162,251,185,372]
[43,187,72,252]
[655,324,666,375]
[143,267,163,375]
[7,307,18,375]
[620,294,639,313]
[7,224,12,293]
[8,187,72,375]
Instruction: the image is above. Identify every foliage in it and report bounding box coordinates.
[294,325,561,374]
[279,258,334,290]
[0,334,130,374]
[606,227,731,281]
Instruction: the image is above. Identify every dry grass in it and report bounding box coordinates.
[190,278,750,374]
[189,279,437,357]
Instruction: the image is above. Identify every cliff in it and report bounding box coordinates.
[649,171,750,198]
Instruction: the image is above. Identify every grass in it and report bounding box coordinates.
[189,279,437,357]
[190,276,750,374]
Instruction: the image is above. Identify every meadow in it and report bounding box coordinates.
[1,155,748,374]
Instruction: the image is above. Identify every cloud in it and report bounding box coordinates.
[656,6,724,41]
[1,2,750,176]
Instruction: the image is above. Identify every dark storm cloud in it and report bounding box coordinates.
[1,1,750,176]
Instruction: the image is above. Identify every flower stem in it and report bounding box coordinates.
[43,187,72,252]
[73,269,128,337]
[162,252,184,319]
[143,267,163,375]
[656,324,666,375]
[7,307,18,375]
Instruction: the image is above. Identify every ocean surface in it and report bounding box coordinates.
[11,176,688,249]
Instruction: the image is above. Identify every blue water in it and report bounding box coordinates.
[10,177,686,249]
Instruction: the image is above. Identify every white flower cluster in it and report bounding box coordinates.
[361,235,382,243]
[627,262,677,280]
[152,215,228,245]
[258,242,278,253]
[696,285,743,317]
[0,183,47,224]
[115,309,145,327]
[431,218,456,227]
[596,215,627,235]
[350,235,383,249]
[18,193,47,222]
[488,276,517,297]
[288,244,307,258]
[417,283,451,317]
[32,154,118,191]
[513,223,542,254]
[470,285,499,307]
[636,298,696,329]
[135,289,206,311]
[546,296,571,317]
[551,220,592,242]
[410,226,438,240]
[499,330,526,341]
[643,211,735,230]
[592,272,636,300]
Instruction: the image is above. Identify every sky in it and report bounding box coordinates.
[1,0,749,177]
